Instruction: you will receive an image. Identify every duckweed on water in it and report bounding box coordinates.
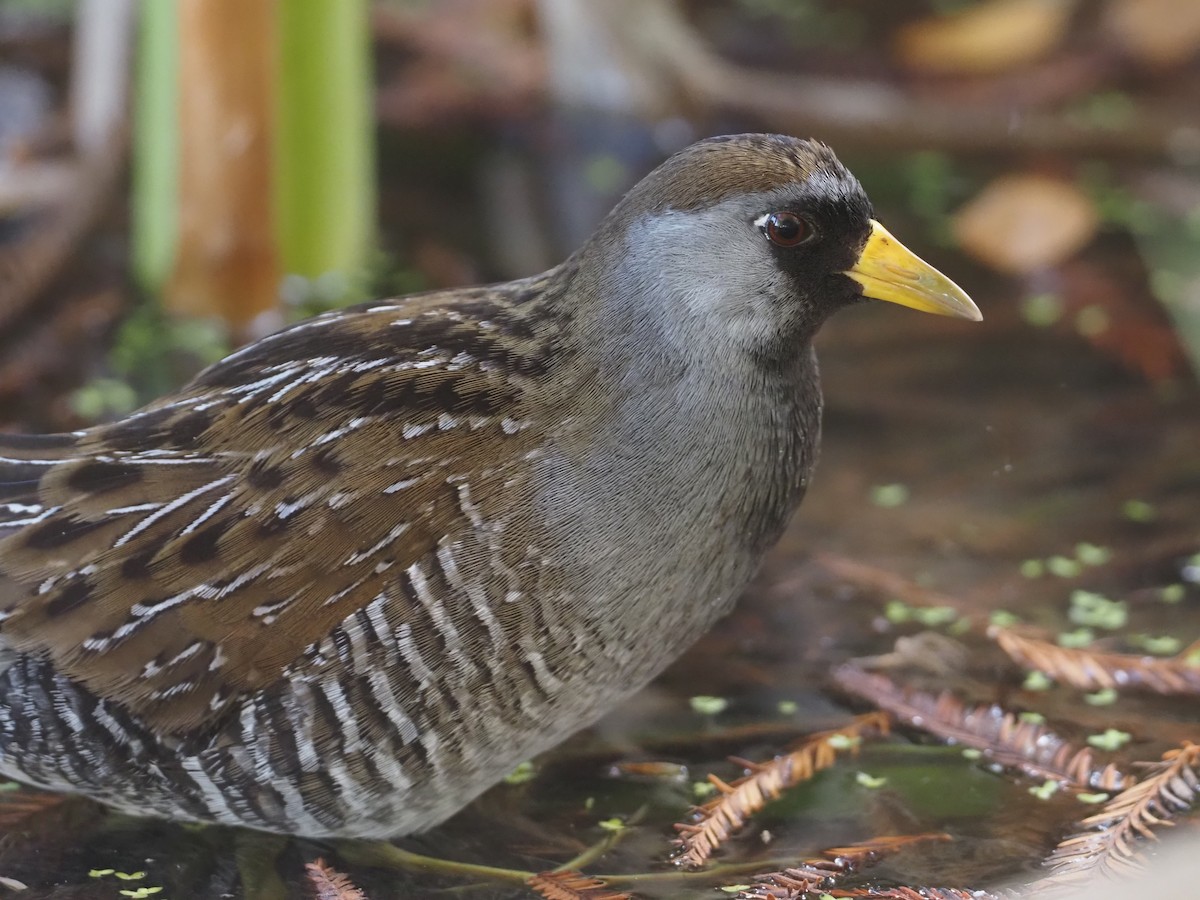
[1057,627,1095,649]
[1068,590,1128,630]
[1047,556,1083,578]
[1122,499,1157,522]
[870,483,910,508]
[1162,583,1186,603]
[1086,728,1132,751]
[856,771,887,789]
[826,734,862,751]
[1075,542,1111,566]
[1029,780,1060,800]
[1023,671,1053,691]
[1128,634,1183,655]
[503,761,536,785]
[990,609,1022,627]
[690,695,729,715]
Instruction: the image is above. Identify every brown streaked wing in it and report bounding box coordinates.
[0,297,551,734]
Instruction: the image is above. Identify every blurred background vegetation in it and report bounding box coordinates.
[0,0,1197,431]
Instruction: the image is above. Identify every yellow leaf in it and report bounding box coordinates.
[953,174,1099,274]
[1104,0,1200,66]
[895,0,1079,75]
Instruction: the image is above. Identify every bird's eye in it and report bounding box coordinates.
[759,212,814,248]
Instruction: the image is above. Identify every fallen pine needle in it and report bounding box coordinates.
[673,712,890,868]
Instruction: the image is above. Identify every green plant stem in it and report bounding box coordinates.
[131,0,178,293]
[554,805,648,873]
[335,841,535,884]
[276,0,375,287]
[338,839,824,893]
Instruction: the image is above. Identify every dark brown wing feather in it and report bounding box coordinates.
[0,282,558,734]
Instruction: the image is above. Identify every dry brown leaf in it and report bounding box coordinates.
[1103,0,1200,67]
[992,627,1200,695]
[305,858,368,900]
[1043,743,1200,881]
[527,869,633,900]
[672,712,891,868]
[834,667,1128,791]
[952,173,1100,274]
[895,0,1079,76]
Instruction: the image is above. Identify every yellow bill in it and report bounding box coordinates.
[843,219,982,321]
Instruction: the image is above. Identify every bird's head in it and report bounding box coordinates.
[586,134,980,365]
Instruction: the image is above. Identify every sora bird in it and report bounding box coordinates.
[0,134,978,838]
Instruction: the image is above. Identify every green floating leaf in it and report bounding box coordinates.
[913,606,959,627]
[1161,584,1186,604]
[1075,542,1111,566]
[689,695,728,716]
[1020,559,1045,579]
[1128,634,1182,655]
[990,609,1022,627]
[1086,728,1131,751]
[1047,556,1083,578]
[1077,792,1110,804]
[1122,499,1156,522]
[1018,711,1046,724]
[871,483,910,508]
[1057,627,1095,649]
[1017,561,1046,580]
[856,771,887,789]
[503,761,536,786]
[1029,780,1060,800]
[826,734,862,751]
[1023,670,1053,692]
[1084,688,1118,706]
[1069,590,1127,630]
[597,817,625,833]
